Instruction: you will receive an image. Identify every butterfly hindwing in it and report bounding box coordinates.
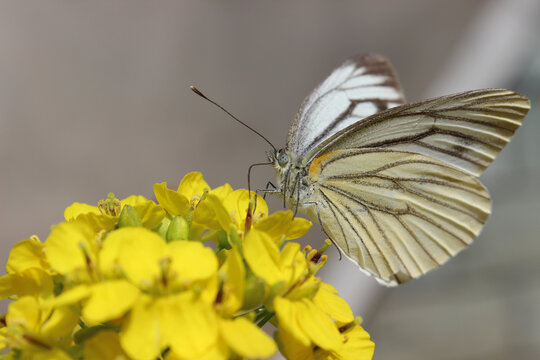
[309,149,491,285]
[287,54,406,159]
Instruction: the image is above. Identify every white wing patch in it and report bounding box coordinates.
[287,54,406,160]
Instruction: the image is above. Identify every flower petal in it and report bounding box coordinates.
[244,230,283,285]
[83,280,140,323]
[153,182,190,216]
[120,295,163,360]
[216,247,245,315]
[313,283,354,323]
[44,221,96,275]
[297,299,342,351]
[219,317,276,359]
[6,237,48,274]
[168,241,218,284]
[161,293,219,359]
[3,268,54,300]
[274,297,310,347]
[286,217,312,240]
[6,296,41,332]
[277,326,316,360]
[274,297,342,351]
[254,211,294,240]
[210,183,233,201]
[177,172,210,199]
[84,330,129,360]
[223,190,267,230]
[101,228,166,288]
[64,202,101,221]
[197,194,231,230]
[122,195,166,229]
[336,324,375,360]
[40,305,79,340]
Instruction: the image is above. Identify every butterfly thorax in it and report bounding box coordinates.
[269,148,313,207]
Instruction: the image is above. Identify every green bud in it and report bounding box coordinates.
[154,217,171,239]
[166,216,189,242]
[118,205,142,228]
[229,225,242,251]
[217,230,231,250]
[242,271,266,310]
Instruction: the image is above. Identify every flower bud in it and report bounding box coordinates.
[242,270,266,310]
[166,216,189,241]
[118,205,142,228]
[154,217,171,239]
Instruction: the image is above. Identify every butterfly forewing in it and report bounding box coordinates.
[318,89,530,176]
[310,149,491,285]
[287,54,406,159]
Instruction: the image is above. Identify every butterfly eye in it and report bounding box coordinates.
[277,152,289,167]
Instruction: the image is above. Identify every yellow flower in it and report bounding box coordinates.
[122,292,218,360]
[243,230,308,289]
[42,222,141,325]
[164,316,276,360]
[244,230,359,354]
[207,189,311,242]
[0,172,373,360]
[0,296,78,359]
[274,296,342,351]
[99,227,218,292]
[0,236,53,300]
[64,194,165,232]
[216,316,276,359]
[153,172,212,216]
[277,321,375,360]
[153,171,233,239]
[99,227,220,359]
[44,221,99,282]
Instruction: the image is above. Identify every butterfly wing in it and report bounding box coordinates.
[316,89,530,176]
[308,149,491,285]
[287,54,406,159]
[303,90,529,285]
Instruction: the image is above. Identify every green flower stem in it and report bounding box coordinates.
[256,311,275,328]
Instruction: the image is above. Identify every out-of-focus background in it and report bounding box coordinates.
[1,1,539,359]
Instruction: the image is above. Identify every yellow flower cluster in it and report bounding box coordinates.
[0,172,374,360]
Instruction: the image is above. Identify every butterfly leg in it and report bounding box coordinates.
[293,176,301,218]
[261,182,278,200]
[254,182,281,212]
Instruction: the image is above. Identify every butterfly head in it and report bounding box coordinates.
[269,148,290,171]
[269,148,293,186]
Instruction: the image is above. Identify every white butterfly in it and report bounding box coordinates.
[269,54,530,286]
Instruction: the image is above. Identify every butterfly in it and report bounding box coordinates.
[268,54,530,286]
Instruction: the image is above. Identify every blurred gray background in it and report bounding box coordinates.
[1,1,539,359]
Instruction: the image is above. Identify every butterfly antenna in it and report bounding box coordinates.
[190,86,277,152]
